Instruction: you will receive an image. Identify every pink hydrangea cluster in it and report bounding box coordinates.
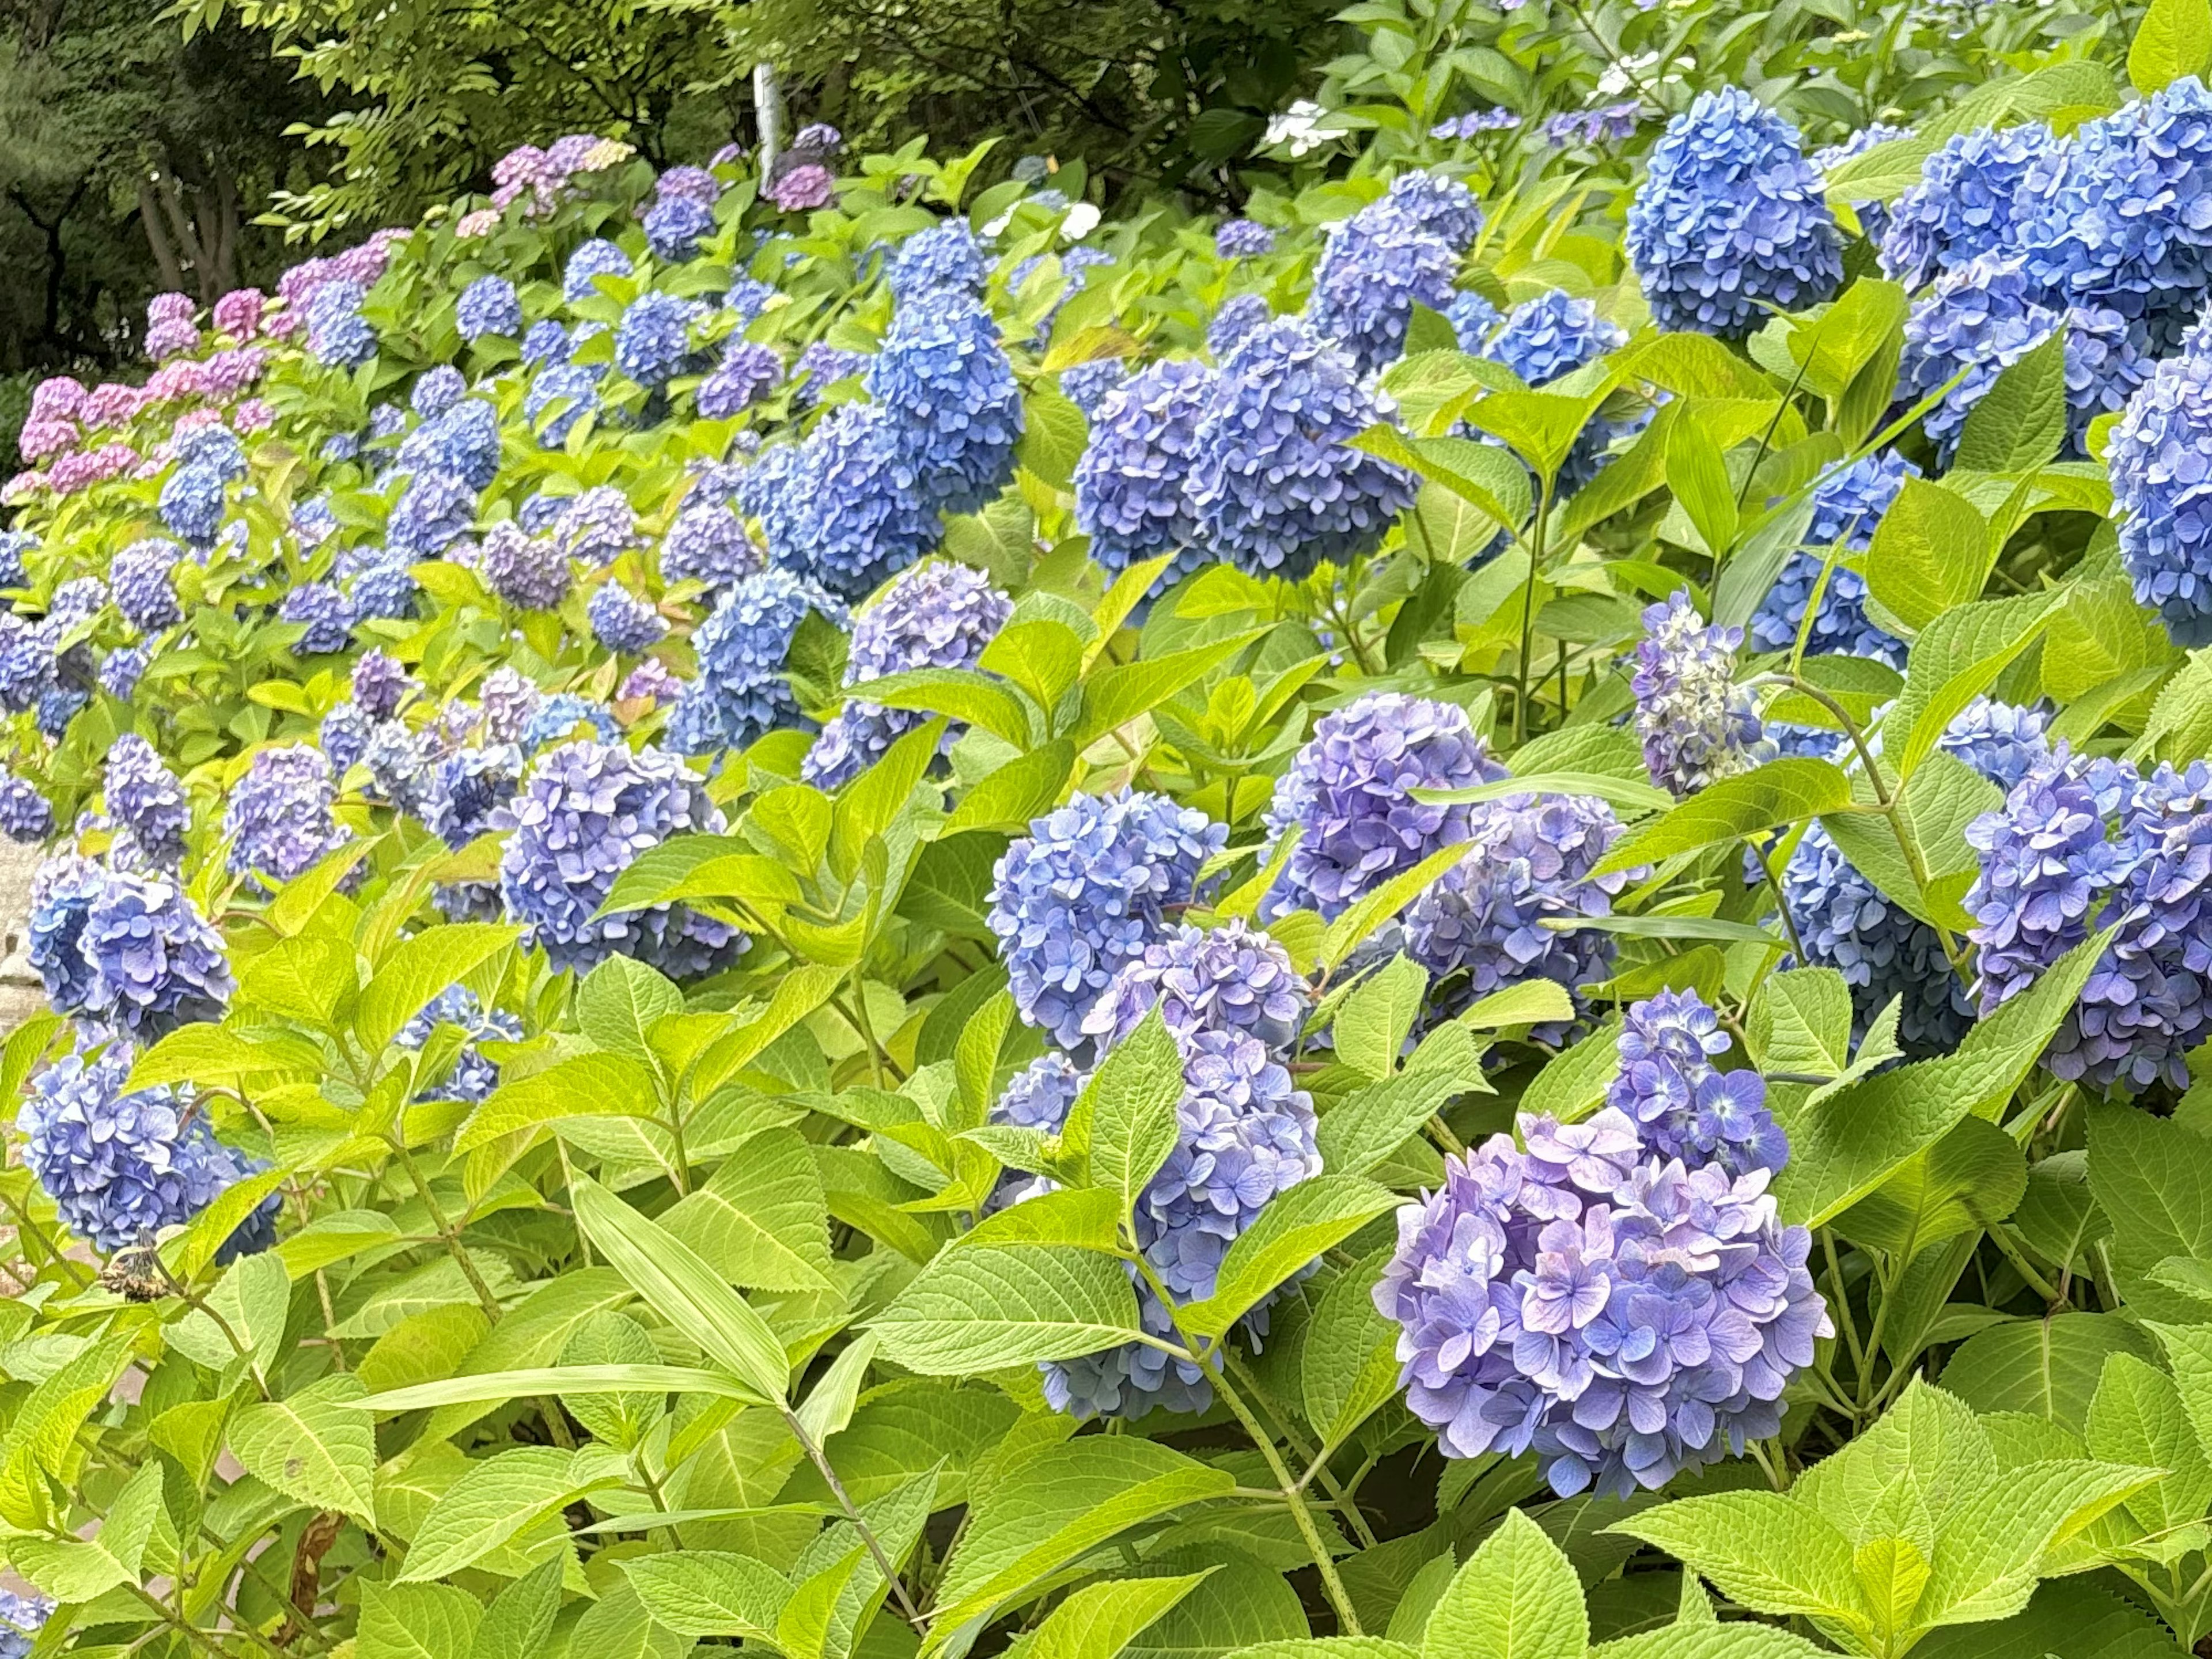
[29,378,84,425]
[199,347,269,399]
[490,135,635,215]
[766,164,835,211]
[48,444,138,497]
[17,421,77,464]
[144,293,199,361]
[213,289,266,340]
[268,231,407,336]
[233,400,273,433]
[82,383,149,429]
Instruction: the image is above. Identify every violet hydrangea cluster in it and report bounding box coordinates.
[77,873,234,1042]
[1624,88,1843,339]
[1262,691,1507,920]
[802,561,1012,789]
[495,739,743,978]
[1374,1105,1829,1498]
[225,745,348,886]
[107,733,188,869]
[1607,990,1789,1178]
[1080,918,1310,1052]
[1633,593,1774,796]
[987,790,1227,1052]
[1966,745,2212,1091]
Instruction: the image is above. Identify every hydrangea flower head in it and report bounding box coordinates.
[389,470,479,558]
[589,581,667,653]
[1207,293,1272,360]
[1073,359,1217,586]
[698,342,783,419]
[306,281,377,368]
[1305,192,1462,375]
[107,733,188,869]
[794,342,866,408]
[520,694,620,753]
[889,221,988,302]
[1080,919,1309,1053]
[556,485,639,567]
[1374,1105,1828,1496]
[1059,358,1129,418]
[988,790,1227,1051]
[400,986,524,1104]
[1624,88,1843,338]
[1749,450,1917,665]
[2111,341,2212,645]
[456,275,523,340]
[423,744,524,849]
[79,872,234,1041]
[280,582,354,655]
[1608,991,1789,1176]
[398,399,501,490]
[1781,820,1972,1052]
[661,501,760,589]
[226,745,347,885]
[0,772,49,844]
[1187,319,1418,582]
[768,403,940,601]
[1262,692,1507,921]
[1633,593,1774,794]
[668,568,842,755]
[644,194,717,262]
[1880,123,2058,289]
[563,239,633,303]
[479,520,571,611]
[1217,219,1276,259]
[767,164,835,212]
[615,291,702,387]
[867,296,1024,516]
[112,539,185,632]
[158,463,228,546]
[495,739,743,977]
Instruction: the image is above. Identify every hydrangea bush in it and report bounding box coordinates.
[9,38,2212,1659]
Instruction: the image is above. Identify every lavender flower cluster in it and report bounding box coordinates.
[1632,593,1774,795]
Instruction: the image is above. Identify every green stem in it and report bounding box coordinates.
[782,1406,927,1628]
[1514,478,1555,746]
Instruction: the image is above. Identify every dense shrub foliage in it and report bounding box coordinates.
[26,12,2212,1659]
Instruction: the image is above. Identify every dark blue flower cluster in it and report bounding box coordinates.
[588,581,666,654]
[1305,187,1466,375]
[112,539,184,633]
[888,221,988,302]
[1058,358,1129,417]
[1624,88,1842,338]
[1374,1107,1829,1497]
[0,771,49,844]
[615,292,702,387]
[279,582,354,655]
[456,275,522,340]
[399,399,501,490]
[1206,293,1271,361]
[1749,450,1916,666]
[988,790,1226,1052]
[478,520,571,611]
[668,569,841,755]
[1633,593,1774,795]
[78,873,234,1041]
[661,501,759,590]
[563,239,633,304]
[772,404,940,601]
[389,470,479,558]
[1216,219,1275,259]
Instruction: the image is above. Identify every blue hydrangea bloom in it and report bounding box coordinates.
[0,531,34,589]
[588,581,666,653]
[519,694,620,753]
[1073,359,1217,586]
[1936,696,2052,791]
[1375,1107,1830,1497]
[29,854,103,1013]
[158,463,227,546]
[794,341,866,408]
[988,790,1227,1052]
[495,738,743,978]
[400,986,524,1104]
[0,616,54,713]
[79,872,233,1041]
[2111,341,2212,645]
[868,296,1024,516]
[1900,255,2147,460]
[1044,1029,1321,1421]
[1187,318,1418,582]
[1217,219,1275,258]
[563,239,634,303]
[1207,293,1272,361]
[644,194,717,262]
[888,221,988,302]
[101,643,147,703]
[306,281,378,368]
[292,497,338,550]
[522,319,573,366]
[20,1048,270,1253]
[555,486,638,567]
[37,684,86,743]
[423,744,524,849]
[111,539,184,632]
[527,362,603,447]
[279,582,354,654]
[698,342,783,418]
[1633,592,1775,795]
[1608,990,1789,1176]
[1967,747,2212,1091]
[0,772,49,844]
[389,470,479,557]
[399,399,501,490]
[615,291,702,387]
[362,720,435,818]
[411,365,466,419]
[478,520,571,611]
[1305,192,1462,375]
[1486,290,1625,387]
[1058,358,1129,417]
[661,502,760,589]
[803,561,1011,788]
[1782,819,1972,1053]
[1404,789,1638,1039]
[1814,123,1909,249]
[993,1052,1085,1131]
[107,733,187,869]
[343,550,419,622]
[321,700,372,775]
[1448,291,1503,353]
[351,649,410,721]
[225,745,347,885]
[1880,123,2058,289]
[668,569,842,755]
[1624,88,1843,338]
[1749,450,1917,666]
[456,275,523,340]
[771,403,941,601]
[1262,691,1507,921]
[1081,919,1309,1054]
[0,1592,50,1656]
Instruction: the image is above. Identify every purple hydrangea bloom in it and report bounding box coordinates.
[588,581,667,653]
[794,341,866,408]
[479,666,541,745]
[1374,1107,1830,1497]
[1608,990,1789,1177]
[888,221,988,303]
[111,539,184,632]
[698,341,783,418]
[1187,318,1418,582]
[107,733,187,868]
[0,616,55,713]
[1263,691,1507,921]
[802,561,1011,788]
[661,501,761,589]
[555,486,639,568]
[0,1592,50,1658]
[158,463,228,546]
[563,238,634,304]
[767,164,835,213]
[1207,293,1272,361]
[1044,1029,1321,1421]
[362,720,435,817]
[0,531,33,589]
[2110,341,2212,645]
[1879,123,2058,290]
[1547,104,1641,147]
[495,739,743,977]
[994,1052,1085,1131]
[321,700,373,775]
[0,772,50,844]
[225,745,347,885]
[867,296,1024,516]
[988,790,1228,1052]
[389,469,479,558]
[456,275,523,340]
[1404,789,1639,1037]
[352,649,411,720]
[423,744,524,848]
[1432,109,1520,139]
[478,520,571,610]
[667,569,842,755]
[1073,358,1217,587]
[400,986,524,1104]
[644,194,717,262]
[279,582,354,655]
[20,1048,272,1254]
[1749,450,1917,666]
[411,365,467,419]
[1059,358,1129,418]
[1216,219,1276,258]
[621,660,682,706]
[1967,747,2212,1091]
[1899,255,2146,460]
[1938,695,2052,791]
[1633,593,1775,795]
[78,872,234,1041]
[1624,88,1843,338]
[1080,919,1309,1053]
[101,643,149,703]
[615,291,702,386]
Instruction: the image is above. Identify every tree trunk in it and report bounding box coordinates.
[137,177,189,294]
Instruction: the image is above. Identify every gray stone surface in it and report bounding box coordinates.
[0,838,43,1032]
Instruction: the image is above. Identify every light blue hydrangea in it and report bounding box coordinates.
[867,296,1024,516]
[1073,358,1217,587]
[2110,339,2212,645]
[1879,123,2058,290]
[667,569,842,755]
